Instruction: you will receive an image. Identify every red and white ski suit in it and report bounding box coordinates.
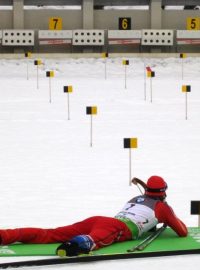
[0,196,188,249]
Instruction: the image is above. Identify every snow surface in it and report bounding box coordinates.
[0,56,199,268]
[0,5,188,10]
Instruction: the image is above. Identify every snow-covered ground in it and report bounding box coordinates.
[0,5,189,10]
[0,56,199,268]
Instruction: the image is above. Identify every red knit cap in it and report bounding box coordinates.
[145,176,168,197]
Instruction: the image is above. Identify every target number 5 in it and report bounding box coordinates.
[187,17,200,30]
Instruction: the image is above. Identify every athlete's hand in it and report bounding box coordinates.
[132,177,142,185]
[131,177,147,189]
[131,177,140,185]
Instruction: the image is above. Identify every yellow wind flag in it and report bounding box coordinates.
[182,85,191,92]
[34,60,42,65]
[46,71,54,77]
[86,106,97,115]
[124,138,138,149]
[64,86,73,93]
[122,60,129,65]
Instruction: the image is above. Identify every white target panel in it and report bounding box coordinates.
[176,30,200,45]
[2,30,34,46]
[38,30,72,39]
[142,29,174,46]
[177,30,200,39]
[108,30,141,39]
[108,30,141,45]
[72,30,104,46]
[38,30,72,45]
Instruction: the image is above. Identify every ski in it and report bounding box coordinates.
[127,225,167,252]
[0,227,200,268]
[0,248,200,269]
